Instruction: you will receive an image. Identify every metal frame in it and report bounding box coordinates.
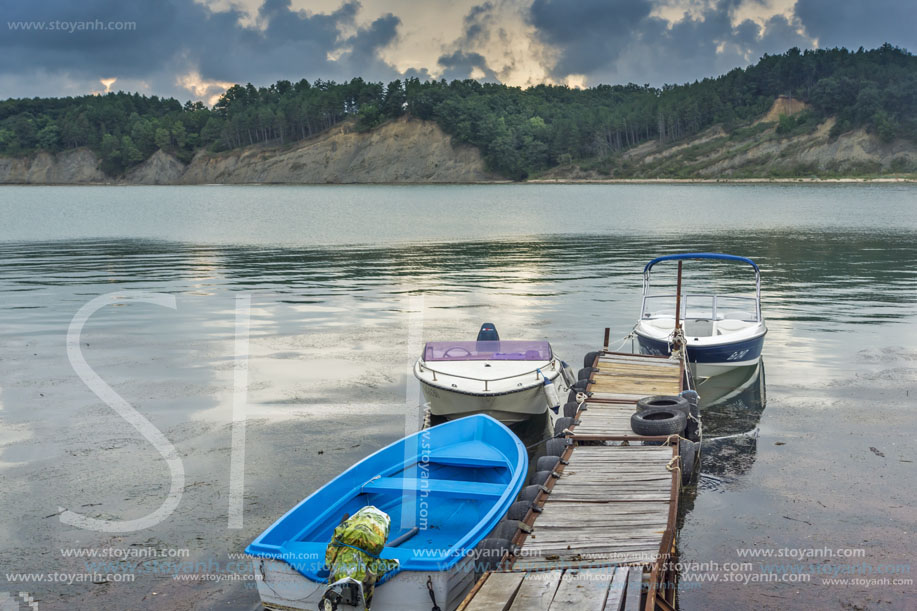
[641,253,762,324]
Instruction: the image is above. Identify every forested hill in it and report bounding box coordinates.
[1,44,915,180]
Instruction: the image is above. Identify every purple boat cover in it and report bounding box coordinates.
[423,340,552,361]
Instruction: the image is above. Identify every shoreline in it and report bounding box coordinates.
[526,176,917,184]
[1,176,916,186]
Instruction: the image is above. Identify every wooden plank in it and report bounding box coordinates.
[548,493,671,503]
[589,382,681,395]
[508,570,565,611]
[536,512,670,522]
[557,471,672,479]
[548,568,614,610]
[590,375,679,386]
[463,572,526,611]
[532,524,668,536]
[513,553,658,570]
[591,392,674,401]
[604,567,629,611]
[593,375,677,383]
[525,531,666,543]
[594,368,678,377]
[521,538,665,550]
[535,510,669,521]
[556,472,672,480]
[536,505,670,518]
[623,567,644,611]
[566,447,672,457]
[597,359,679,367]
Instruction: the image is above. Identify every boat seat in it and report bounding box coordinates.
[683,319,713,336]
[723,311,755,320]
[361,477,504,500]
[647,317,675,330]
[428,441,508,468]
[716,319,750,333]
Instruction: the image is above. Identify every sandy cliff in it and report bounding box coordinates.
[0,117,491,185]
[179,118,490,184]
[539,118,917,180]
[0,148,106,184]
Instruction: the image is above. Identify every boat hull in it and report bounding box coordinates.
[636,332,765,376]
[251,556,476,611]
[420,380,552,423]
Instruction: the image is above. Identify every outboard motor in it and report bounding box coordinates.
[476,323,500,341]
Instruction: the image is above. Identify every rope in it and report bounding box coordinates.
[608,330,636,352]
[426,576,442,611]
[328,539,382,561]
[665,456,680,473]
[703,428,759,443]
[526,430,567,451]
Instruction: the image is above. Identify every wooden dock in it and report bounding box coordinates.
[457,351,689,611]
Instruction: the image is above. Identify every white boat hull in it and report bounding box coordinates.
[251,555,476,611]
[420,380,555,423]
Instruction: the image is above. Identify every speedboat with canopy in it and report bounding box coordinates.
[634,253,766,377]
[413,323,575,424]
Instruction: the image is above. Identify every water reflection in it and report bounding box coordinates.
[697,360,767,487]
[0,219,915,610]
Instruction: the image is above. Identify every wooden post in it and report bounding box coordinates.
[604,327,611,351]
[674,261,683,351]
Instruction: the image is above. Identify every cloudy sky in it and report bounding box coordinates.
[1,0,914,103]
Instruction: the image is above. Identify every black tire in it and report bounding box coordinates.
[476,538,511,572]
[562,401,580,418]
[567,389,579,404]
[530,470,553,486]
[492,520,520,542]
[636,395,690,418]
[545,437,568,457]
[519,484,542,504]
[554,417,575,435]
[572,380,589,392]
[679,439,697,485]
[583,351,601,369]
[630,407,686,436]
[536,455,560,472]
[577,367,598,380]
[507,500,533,521]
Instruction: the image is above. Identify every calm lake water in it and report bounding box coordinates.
[0,184,915,610]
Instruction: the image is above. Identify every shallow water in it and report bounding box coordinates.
[0,184,915,610]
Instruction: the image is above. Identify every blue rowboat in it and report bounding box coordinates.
[634,253,767,378]
[246,414,528,611]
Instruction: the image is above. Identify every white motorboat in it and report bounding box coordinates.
[634,253,767,378]
[414,324,575,423]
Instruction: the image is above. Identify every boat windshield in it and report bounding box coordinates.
[642,294,760,322]
[423,340,552,362]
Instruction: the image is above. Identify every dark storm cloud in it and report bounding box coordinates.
[0,0,400,98]
[529,0,653,77]
[795,0,916,51]
[437,50,499,81]
[1,0,915,98]
[528,0,815,85]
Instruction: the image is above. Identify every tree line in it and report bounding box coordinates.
[1,44,914,178]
